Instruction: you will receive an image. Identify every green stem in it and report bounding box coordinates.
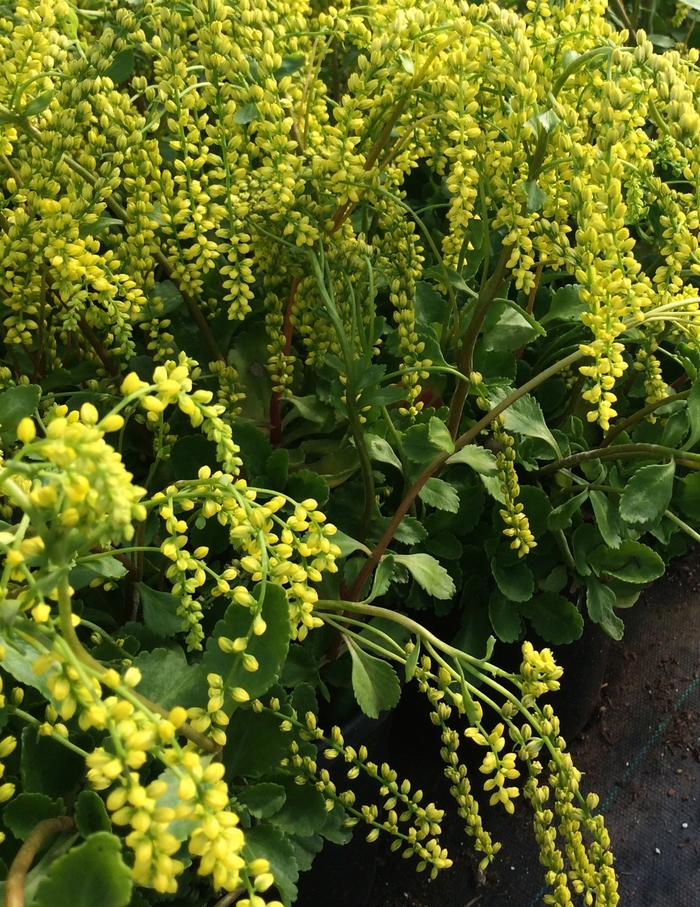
[54,578,218,753]
[600,391,689,448]
[551,47,612,98]
[11,708,90,757]
[536,442,700,477]
[350,349,583,600]
[663,509,700,544]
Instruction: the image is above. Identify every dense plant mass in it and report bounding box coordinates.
[2,0,700,903]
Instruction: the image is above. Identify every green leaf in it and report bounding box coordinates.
[490,547,534,602]
[483,301,540,352]
[24,91,54,117]
[488,589,523,642]
[0,384,41,440]
[424,530,462,560]
[405,637,421,681]
[279,645,320,687]
[365,434,402,471]
[491,388,561,459]
[588,540,665,584]
[572,523,602,577]
[204,583,291,700]
[392,516,428,544]
[147,280,184,316]
[137,583,182,637]
[79,216,123,239]
[34,833,132,907]
[224,708,289,777]
[619,461,675,527]
[418,477,460,512]
[585,577,624,640]
[525,592,584,644]
[74,791,111,838]
[398,51,415,74]
[423,264,469,292]
[523,180,547,213]
[535,108,561,133]
[70,555,128,591]
[132,646,206,710]
[538,564,568,594]
[393,553,456,600]
[3,631,58,701]
[428,417,454,453]
[548,489,588,531]
[268,775,329,837]
[105,48,135,84]
[4,793,65,840]
[402,423,439,464]
[360,386,406,406]
[243,824,299,907]
[21,728,86,799]
[288,395,331,424]
[589,490,622,548]
[274,53,305,78]
[237,782,287,818]
[171,433,219,480]
[286,469,330,508]
[234,102,259,125]
[447,444,499,475]
[677,471,700,519]
[366,555,395,603]
[414,281,447,324]
[540,285,586,325]
[346,637,401,718]
[330,529,370,557]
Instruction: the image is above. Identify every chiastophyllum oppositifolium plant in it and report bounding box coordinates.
[6,0,700,902]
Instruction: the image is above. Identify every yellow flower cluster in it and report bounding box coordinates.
[264,698,453,880]
[3,0,700,431]
[492,416,537,557]
[0,665,17,821]
[25,639,268,898]
[520,641,564,707]
[4,405,145,554]
[121,355,242,476]
[154,472,340,645]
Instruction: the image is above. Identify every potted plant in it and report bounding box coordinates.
[3,0,700,904]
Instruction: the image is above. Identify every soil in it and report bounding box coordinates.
[365,547,700,907]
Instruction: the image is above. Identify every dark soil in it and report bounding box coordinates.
[365,547,700,907]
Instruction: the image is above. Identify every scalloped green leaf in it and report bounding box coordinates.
[525,592,584,644]
[204,583,291,701]
[74,790,111,838]
[418,477,460,512]
[0,384,41,441]
[447,444,499,475]
[589,490,622,548]
[619,461,675,527]
[137,583,182,637]
[237,782,287,818]
[34,833,132,907]
[488,589,524,642]
[588,540,665,584]
[4,793,65,840]
[585,577,624,640]
[393,553,456,600]
[243,824,299,907]
[132,646,207,710]
[346,637,401,718]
